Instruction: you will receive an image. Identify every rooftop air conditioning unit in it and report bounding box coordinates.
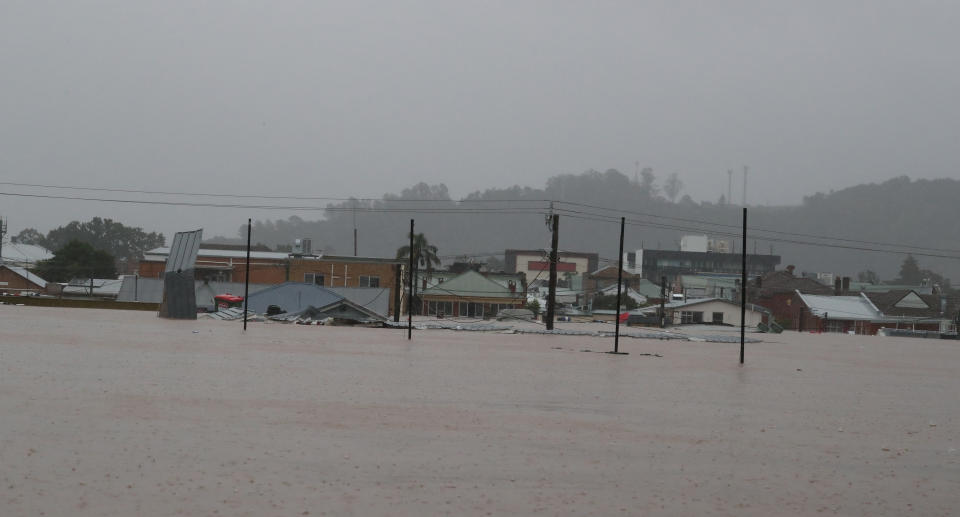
[292,238,312,256]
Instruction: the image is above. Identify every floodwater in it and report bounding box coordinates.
[1,305,957,516]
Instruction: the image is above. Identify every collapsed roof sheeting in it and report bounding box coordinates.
[268,298,387,324]
[164,229,203,273]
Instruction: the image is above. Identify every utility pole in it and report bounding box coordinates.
[0,217,6,265]
[740,208,747,364]
[611,217,627,354]
[659,276,667,328]
[353,199,358,256]
[243,218,251,332]
[408,219,414,340]
[545,214,559,330]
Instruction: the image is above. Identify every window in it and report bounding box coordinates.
[680,311,704,324]
[426,301,453,316]
[359,275,380,288]
[712,312,724,324]
[304,273,324,285]
[825,320,845,333]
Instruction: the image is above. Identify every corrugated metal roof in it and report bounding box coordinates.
[1,243,54,265]
[164,230,203,273]
[326,287,391,317]
[1,265,47,288]
[244,282,344,314]
[116,277,273,306]
[421,270,519,299]
[62,278,124,296]
[796,292,882,321]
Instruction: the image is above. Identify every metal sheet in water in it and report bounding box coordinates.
[164,229,203,273]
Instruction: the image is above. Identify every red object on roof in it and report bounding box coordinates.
[214,294,244,303]
[527,260,577,272]
[618,312,629,323]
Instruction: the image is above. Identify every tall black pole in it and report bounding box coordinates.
[660,276,666,328]
[740,207,747,364]
[393,263,401,323]
[545,214,559,330]
[408,219,414,340]
[613,217,625,353]
[243,218,251,332]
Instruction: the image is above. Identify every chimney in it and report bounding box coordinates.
[842,276,850,294]
[834,278,842,296]
[785,264,795,276]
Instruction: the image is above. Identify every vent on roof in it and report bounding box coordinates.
[292,238,312,256]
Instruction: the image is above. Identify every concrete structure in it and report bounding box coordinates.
[504,249,599,285]
[678,273,741,300]
[680,234,708,253]
[0,264,47,294]
[625,248,780,284]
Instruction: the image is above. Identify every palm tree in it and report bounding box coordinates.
[396,233,441,314]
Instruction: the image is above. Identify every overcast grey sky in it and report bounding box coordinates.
[2,1,959,239]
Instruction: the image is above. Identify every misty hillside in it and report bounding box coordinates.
[234,174,960,283]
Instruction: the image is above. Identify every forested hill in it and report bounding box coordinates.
[236,174,960,283]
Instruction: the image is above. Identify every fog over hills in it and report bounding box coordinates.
[230,174,960,283]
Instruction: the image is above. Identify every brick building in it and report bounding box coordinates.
[0,265,48,294]
[139,247,404,315]
[792,290,954,335]
[749,268,834,328]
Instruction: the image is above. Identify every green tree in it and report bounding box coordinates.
[857,270,880,284]
[592,294,639,311]
[11,228,46,245]
[525,298,541,316]
[396,233,441,313]
[897,254,923,284]
[663,172,684,202]
[42,218,165,268]
[639,168,658,197]
[34,240,117,282]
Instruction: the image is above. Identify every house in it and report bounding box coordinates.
[863,290,953,333]
[139,247,404,316]
[749,267,834,328]
[792,290,954,335]
[0,265,48,295]
[587,265,643,295]
[419,270,525,318]
[643,298,767,327]
[596,284,649,305]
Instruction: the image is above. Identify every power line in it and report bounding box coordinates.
[5,189,960,262]
[0,192,547,214]
[0,181,552,205]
